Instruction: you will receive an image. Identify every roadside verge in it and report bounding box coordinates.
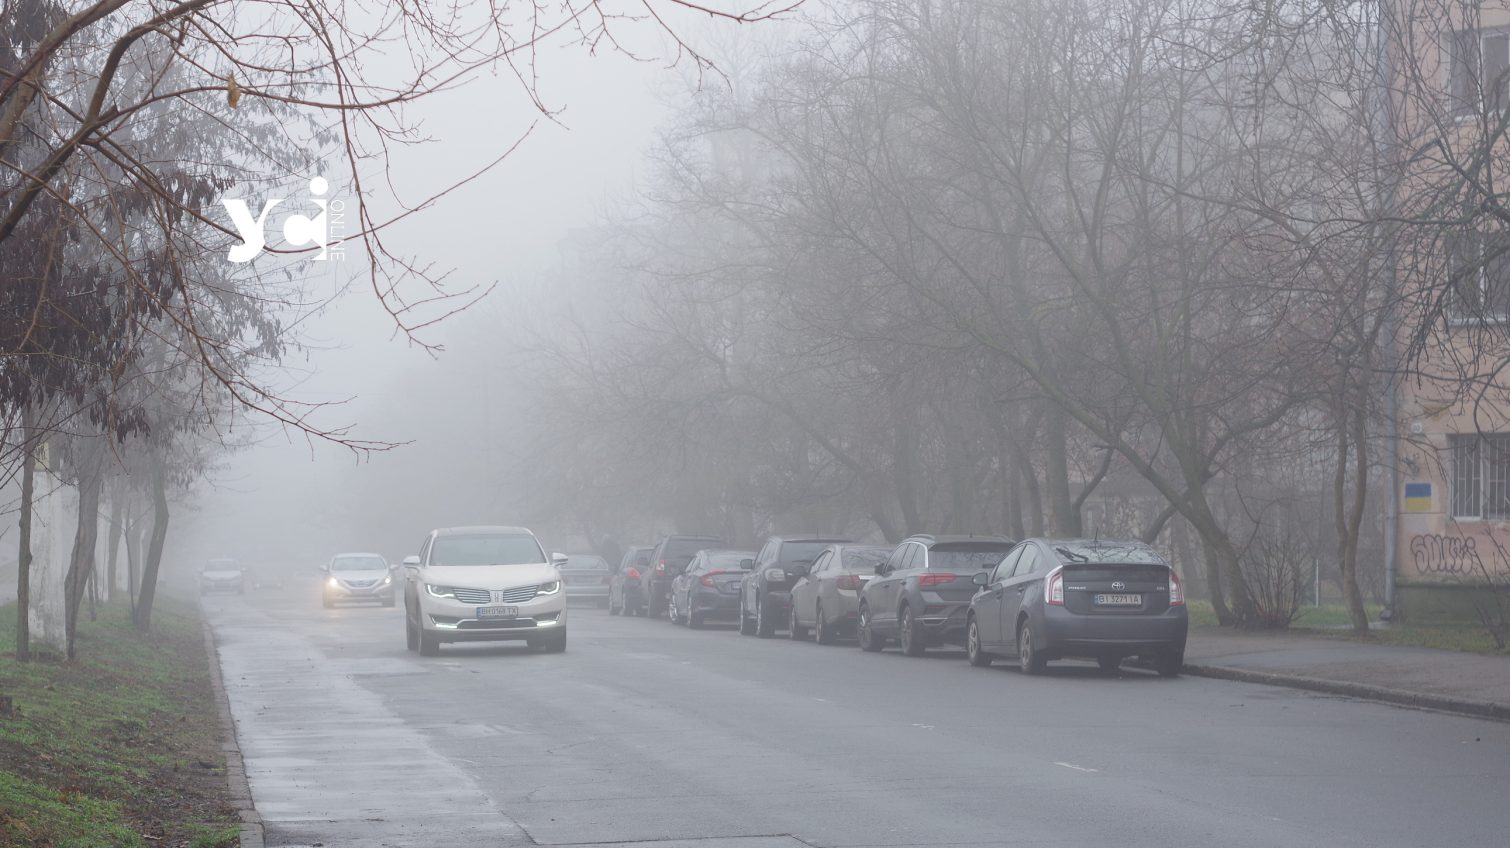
[201,607,265,848]
[1182,661,1510,723]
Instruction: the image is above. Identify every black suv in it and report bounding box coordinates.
[739,535,852,637]
[640,535,726,617]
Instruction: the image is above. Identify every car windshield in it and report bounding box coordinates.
[928,544,1014,571]
[778,542,835,566]
[203,560,238,572]
[1051,542,1166,565]
[666,538,720,558]
[842,549,890,570]
[430,535,545,567]
[331,555,386,571]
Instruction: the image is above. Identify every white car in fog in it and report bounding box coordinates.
[403,526,569,656]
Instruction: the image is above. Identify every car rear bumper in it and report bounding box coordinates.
[689,590,741,618]
[564,585,610,601]
[1038,607,1188,657]
[914,602,970,644]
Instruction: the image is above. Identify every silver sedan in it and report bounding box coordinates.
[786,544,892,644]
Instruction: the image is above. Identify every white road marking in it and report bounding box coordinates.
[1055,762,1099,773]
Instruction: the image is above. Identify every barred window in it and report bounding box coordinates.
[1451,434,1510,519]
[1447,28,1510,115]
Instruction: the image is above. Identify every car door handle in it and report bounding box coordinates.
[1016,586,1027,594]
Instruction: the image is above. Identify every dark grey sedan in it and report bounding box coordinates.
[964,538,1187,676]
[669,549,755,628]
[857,535,1017,655]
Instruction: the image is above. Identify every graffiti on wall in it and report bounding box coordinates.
[1410,534,1488,577]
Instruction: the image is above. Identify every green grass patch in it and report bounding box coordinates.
[0,599,240,847]
[1186,598,1510,654]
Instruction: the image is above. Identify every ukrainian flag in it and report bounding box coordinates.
[1404,483,1432,513]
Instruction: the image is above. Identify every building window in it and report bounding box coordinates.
[1451,434,1510,519]
[1448,28,1510,115]
[1446,232,1510,322]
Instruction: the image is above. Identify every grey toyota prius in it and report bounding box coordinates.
[964,538,1187,676]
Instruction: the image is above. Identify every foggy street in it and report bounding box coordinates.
[208,590,1510,848]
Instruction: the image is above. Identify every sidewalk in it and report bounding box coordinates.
[1183,626,1510,721]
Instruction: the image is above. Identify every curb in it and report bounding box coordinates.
[1183,662,1510,723]
[200,610,265,848]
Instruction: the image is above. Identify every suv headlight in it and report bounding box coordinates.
[425,584,457,599]
[537,580,561,595]
[381,574,392,586]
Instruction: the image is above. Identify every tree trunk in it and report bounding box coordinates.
[64,437,105,661]
[1334,400,1372,634]
[105,480,124,602]
[15,413,35,663]
[132,463,170,632]
[1044,406,1080,535]
[126,515,140,616]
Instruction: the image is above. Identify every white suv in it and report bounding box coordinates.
[403,526,569,656]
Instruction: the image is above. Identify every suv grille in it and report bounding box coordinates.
[449,585,539,605]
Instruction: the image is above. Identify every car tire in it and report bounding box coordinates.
[755,595,776,638]
[1098,656,1122,673]
[858,605,883,652]
[405,614,419,652]
[899,605,925,657]
[788,605,808,641]
[609,597,621,616]
[418,631,441,657]
[688,608,703,629]
[815,603,836,645]
[739,596,756,636]
[1017,620,1046,675]
[1153,649,1183,678]
[966,617,992,667]
[540,630,567,653]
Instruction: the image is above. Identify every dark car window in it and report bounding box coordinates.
[1050,542,1166,565]
[883,545,907,573]
[429,534,545,567]
[809,551,832,575]
[927,544,1014,571]
[842,548,890,572]
[331,555,386,571]
[899,544,921,571]
[665,538,720,558]
[993,548,1024,582]
[1013,547,1040,577]
[777,542,831,566]
[707,552,754,570]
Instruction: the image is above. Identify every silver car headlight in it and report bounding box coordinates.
[425,584,457,599]
[381,574,392,586]
[537,580,561,595]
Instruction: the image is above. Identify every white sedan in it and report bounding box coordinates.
[403,526,569,656]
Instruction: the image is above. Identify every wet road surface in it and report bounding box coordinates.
[207,588,1510,847]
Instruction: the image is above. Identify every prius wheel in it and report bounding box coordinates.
[899,605,926,657]
[967,618,992,667]
[858,605,883,652]
[1153,649,1183,678]
[788,606,809,641]
[1017,621,1045,675]
[815,603,836,645]
[755,596,776,638]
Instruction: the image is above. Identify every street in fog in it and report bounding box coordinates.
[208,590,1510,848]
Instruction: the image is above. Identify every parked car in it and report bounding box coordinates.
[199,558,245,595]
[857,534,1016,655]
[964,538,1187,676]
[559,554,613,606]
[640,535,726,618]
[608,545,653,616]
[787,544,892,644]
[739,535,852,638]
[668,549,756,628]
[402,526,569,656]
[321,552,395,608]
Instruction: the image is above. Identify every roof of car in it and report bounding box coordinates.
[433,526,535,537]
[331,552,385,558]
[905,534,1016,546]
[703,548,758,558]
[769,535,853,544]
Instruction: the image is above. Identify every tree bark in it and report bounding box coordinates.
[1044,406,1080,535]
[64,437,105,661]
[132,463,170,632]
[1333,397,1372,634]
[105,479,124,602]
[15,412,35,663]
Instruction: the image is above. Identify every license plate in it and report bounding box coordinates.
[1093,593,1141,606]
[477,606,519,619]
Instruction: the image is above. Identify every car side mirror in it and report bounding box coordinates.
[874,564,887,576]
[318,563,329,573]
[739,558,754,569]
[402,555,420,568]
[551,552,569,567]
[972,572,990,587]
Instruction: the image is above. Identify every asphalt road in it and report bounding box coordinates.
[207,586,1510,848]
